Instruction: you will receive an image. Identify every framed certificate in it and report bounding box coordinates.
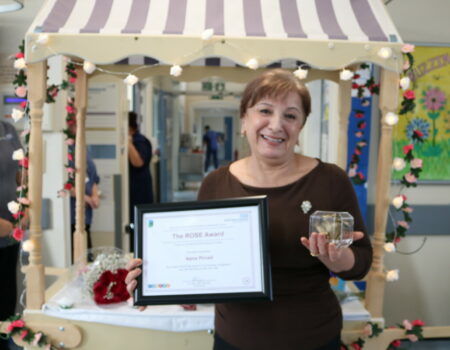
[134,196,272,305]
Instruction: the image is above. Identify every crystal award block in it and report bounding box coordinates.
[309,211,354,248]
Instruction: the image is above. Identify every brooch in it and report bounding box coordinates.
[301,200,312,214]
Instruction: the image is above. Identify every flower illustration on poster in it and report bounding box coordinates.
[392,46,450,181]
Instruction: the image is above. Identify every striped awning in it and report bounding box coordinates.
[26,0,404,72]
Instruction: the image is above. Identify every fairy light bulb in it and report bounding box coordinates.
[246,58,259,70]
[339,69,353,81]
[170,65,183,77]
[293,67,308,80]
[83,61,96,74]
[22,239,35,252]
[392,157,406,171]
[123,74,138,86]
[378,47,393,59]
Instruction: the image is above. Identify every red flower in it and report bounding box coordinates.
[394,237,401,244]
[66,105,76,114]
[353,74,360,79]
[68,153,73,161]
[18,157,29,169]
[64,183,73,190]
[12,211,24,220]
[352,83,359,89]
[20,101,28,109]
[411,319,425,327]
[93,269,130,305]
[391,339,401,347]
[403,90,415,100]
[6,319,25,332]
[403,144,414,154]
[20,329,28,340]
[15,52,24,59]
[13,227,24,241]
[69,77,77,84]
[357,172,365,180]
[351,343,361,350]
[354,148,361,155]
[355,112,364,119]
[358,121,366,129]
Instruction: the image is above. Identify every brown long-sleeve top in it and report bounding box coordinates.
[197,160,372,350]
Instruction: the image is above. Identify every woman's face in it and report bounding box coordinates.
[241,92,305,162]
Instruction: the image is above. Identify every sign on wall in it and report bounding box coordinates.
[392,46,450,181]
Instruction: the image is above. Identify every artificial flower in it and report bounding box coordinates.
[384,242,396,253]
[6,319,25,332]
[11,108,25,122]
[403,90,415,100]
[19,158,29,168]
[403,60,410,71]
[404,173,417,184]
[15,52,24,59]
[169,65,183,77]
[20,329,28,340]
[386,269,399,281]
[392,157,406,171]
[14,58,26,70]
[13,228,24,241]
[18,197,30,205]
[246,58,259,70]
[32,332,42,347]
[410,158,423,169]
[399,76,410,90]
[391,339,401,347]
[406,119,430,141]
[7,201,20,214]
[65,138,75,145]
[392,195,404,209]
[201,28,214,40]
[348,167,357,177]
[397,221,410,229]
[403,144,414,154]
[402,319,412,330]
[69,76,77,84]
[20,101,27,109]
[340,69,354,81]
[362,323,373,336]
[15,86,27,98]
[12,148,25,160]
[406,334,418,342]
[411,319,425,327]
[64,183,73,190]
[401,44,415,53]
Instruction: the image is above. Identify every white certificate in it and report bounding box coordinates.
[134,196,272,305]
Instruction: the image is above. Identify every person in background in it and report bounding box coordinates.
[128,111,153,252]
[0,120,23,350]
[126,69,372,350]
[68,142,100,263]
[203,125,219,172]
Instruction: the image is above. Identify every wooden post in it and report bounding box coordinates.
[24,61,47,309]
[365,69,399,317]
[73,68,88,264]
[336,79,352,170]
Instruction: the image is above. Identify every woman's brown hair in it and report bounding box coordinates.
[240,69,311,123]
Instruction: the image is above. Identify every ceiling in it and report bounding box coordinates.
[0,0,448,58]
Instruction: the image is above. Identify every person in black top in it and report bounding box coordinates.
[128,112,153,252]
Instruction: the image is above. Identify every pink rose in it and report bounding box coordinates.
[403,144,414,154]
[405,173,417,183]
[398,221,410,229]
[403,90,415,100]
[348,167,357,177]
[362,323,373,336]
[32,332,42,346]
[18,197,30,205]
[15,86,27,98]
[68,153,74,161]
[402,44,415,53]
[67,167,75,174]
[403,319,412,330]
[406,334,418,342]
[65,138,75,145]
[69,77,77,84]
[411,158,423,169]
[66,105,75,114]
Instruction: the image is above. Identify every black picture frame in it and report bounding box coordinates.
[134,196,272,306]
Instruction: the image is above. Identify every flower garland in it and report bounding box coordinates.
[385,44,424,249]
[347,63,380,185]
[341,319,425,350]
[0,314,59,349]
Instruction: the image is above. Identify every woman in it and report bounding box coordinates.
[126,69,372,350]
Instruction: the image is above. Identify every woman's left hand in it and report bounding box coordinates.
[300,231,364,272]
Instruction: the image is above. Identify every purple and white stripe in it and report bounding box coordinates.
[33,0,398,43]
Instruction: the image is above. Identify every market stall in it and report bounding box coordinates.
[7,0,446,348]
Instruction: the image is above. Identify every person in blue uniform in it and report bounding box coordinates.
[128,111,153,251]
[203,125,219,172]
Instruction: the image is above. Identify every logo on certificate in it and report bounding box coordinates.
[147,283,170,289]
[147,219,153,228]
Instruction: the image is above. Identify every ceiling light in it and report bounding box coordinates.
[0,0,23,13]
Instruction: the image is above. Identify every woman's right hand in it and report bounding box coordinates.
[125,258,146,311]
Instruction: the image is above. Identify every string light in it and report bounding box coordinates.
[14,58,26,70]
[385,111,399,125]
[123,74,138,86]
[22,239,34,253]
[83,61,96,74]
[339,69,354,81]
[12,148,25,160]
[293,66,308,80]
[384,242,396,253]
[201,28,214,41]
[378,47,393,59]
[246,58,259,70]
[386,269,399,281]
[170,65,183,77]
